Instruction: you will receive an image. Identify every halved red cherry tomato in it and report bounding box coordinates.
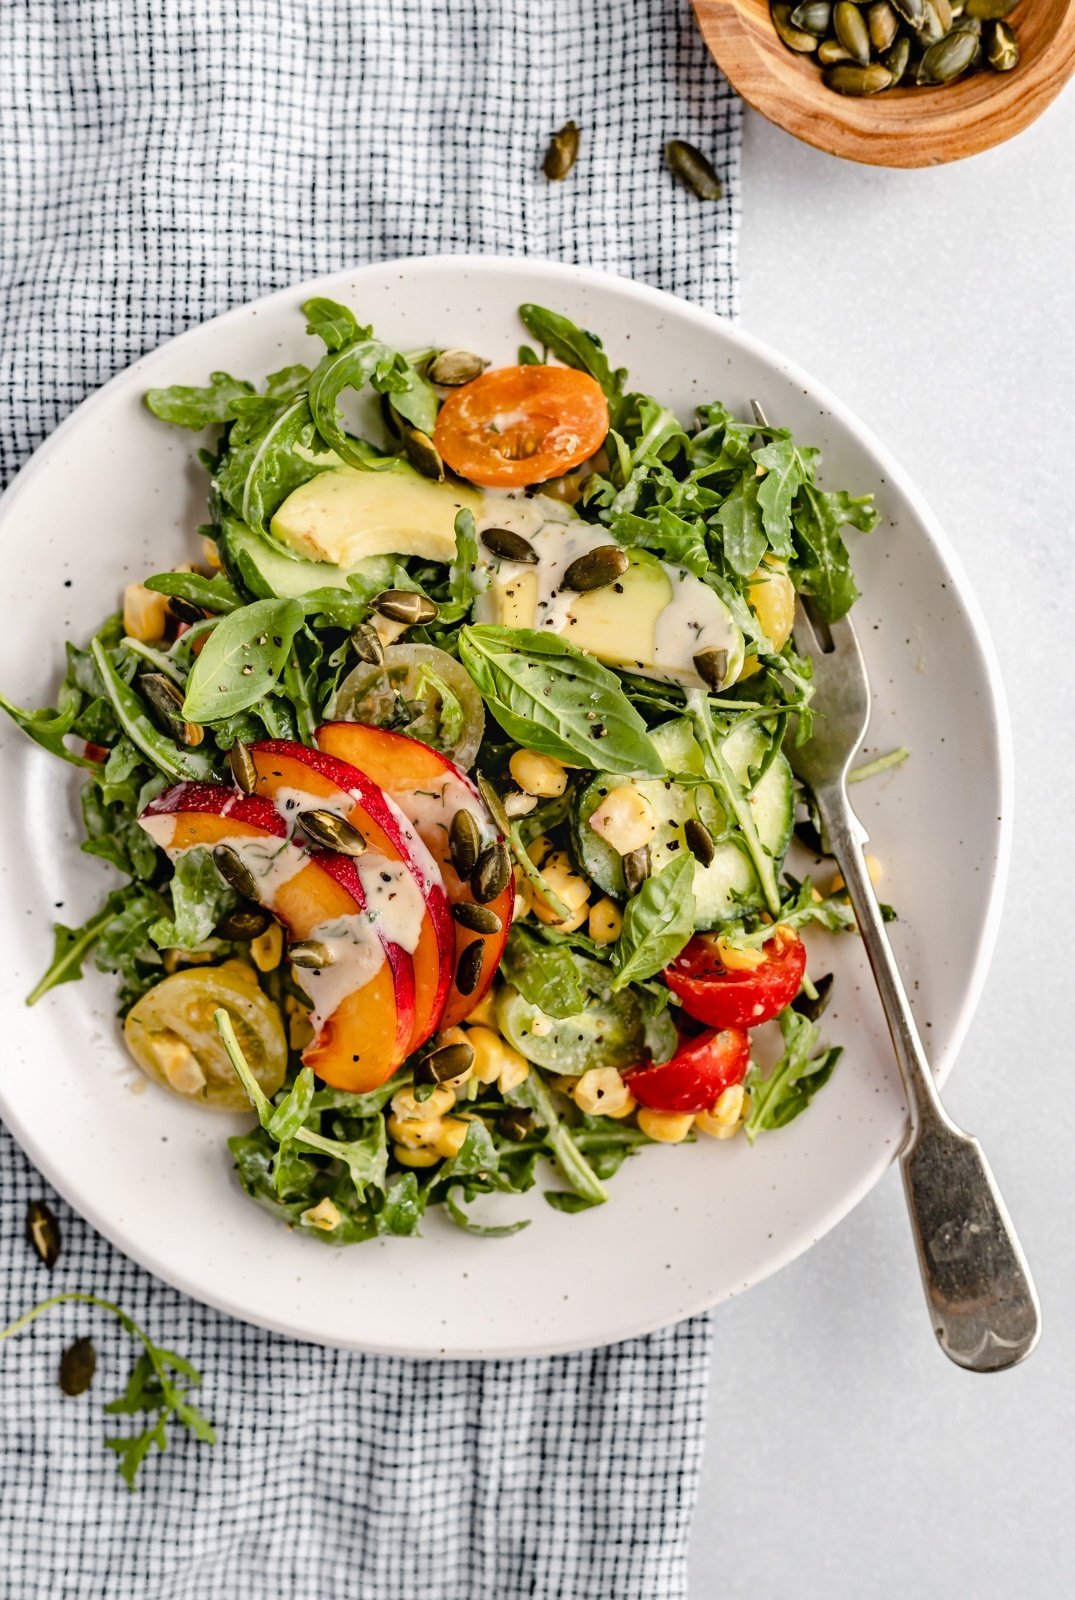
[626,1027,750,1115]
[432,364,609,488]
[664,932,806,1031]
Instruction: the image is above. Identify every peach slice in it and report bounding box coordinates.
[139,783,415,1092]
[314,723,513,1027]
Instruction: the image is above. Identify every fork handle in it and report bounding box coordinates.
[818,791,1041,1372]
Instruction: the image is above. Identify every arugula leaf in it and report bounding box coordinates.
[442,508,480,622]
[459,626,664,777]
[517,304,627,405]
[145,372,253,429]
[94,890,168,982]
[501,925,586,1019]
[148,848,235,950]
[90,638,215,781]
[716,475,767,577]
[611,854,696,990]
[744,1009,842,1140]
[181,598,304,722]
[26,904,114,1005]
[303,297,370,352]
[143,571,242,613]
[792,476,879,623]
[0,680,97,768]
[215,393,337,529]
[508,1071,608,1207]
[307,340,415,469]
[0,1292,215,1489]
[753,436,802,556]
[444,1185,529,1237]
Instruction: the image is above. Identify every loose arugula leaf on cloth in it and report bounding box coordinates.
[0,1292,215,1489]
[459,626,664,777]
[611,855,696,990]
[745,1009,842,1141]
[148,848,235,951]
[144,371,253,429]
[181,598,304,722]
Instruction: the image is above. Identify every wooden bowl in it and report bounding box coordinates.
[692,0,1075,166]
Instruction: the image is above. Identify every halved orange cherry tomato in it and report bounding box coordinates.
[664,932,807,1031]
[432,364,609,488]
[626,1027,750,1115]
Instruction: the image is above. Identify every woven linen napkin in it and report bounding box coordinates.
[0,3,739,1596]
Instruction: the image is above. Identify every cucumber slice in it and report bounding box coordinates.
[572,716,794,929]
[496,957,646,1074]
[218,520,393,602]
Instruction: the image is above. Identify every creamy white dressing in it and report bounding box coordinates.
[387,770,492,859]
[271,785,353,827]
[293,914,385,1032]
[138,814,309,898]
[354,855,428,953]
[473,492,741,688]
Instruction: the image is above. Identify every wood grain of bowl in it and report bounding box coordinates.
[692,0,1075,166]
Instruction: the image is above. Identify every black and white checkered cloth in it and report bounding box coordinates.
[0,3,739,1594]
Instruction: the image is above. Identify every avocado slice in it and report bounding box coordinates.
[218,520,394,602]
[271,462,483,568]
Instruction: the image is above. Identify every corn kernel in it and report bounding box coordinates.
[162,948,215,974]
[202,536,223,571]
[498,1052,530,1094]
[301,1197,341,1231]
[695,1114,741,1141]
[715,935,767,972]
[509,749,568,798]
[251,922,283,972]
[526,834,553,868]
[530,851,590,932]
[587,786,658,856]
[386,1113,443,1149]
[465,1026,513,1086]
[637,1108,695,1144]
[434,1118,470,1159]
[394,1144,441,1168]
[830,855,883,895]
[463,989,499,1028]
[588,897,623,945]
[391,1085,455,1122]
[149,1032,207,1096]
[573,1067,633,1118]
[285,994,315,1050]
[123,582,171,644]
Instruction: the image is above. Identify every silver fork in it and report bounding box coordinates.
[752,400,1041,1372]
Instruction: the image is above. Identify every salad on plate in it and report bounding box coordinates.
[1,297,884,1243]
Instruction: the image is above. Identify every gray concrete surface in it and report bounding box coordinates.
[690,91,1075,1600]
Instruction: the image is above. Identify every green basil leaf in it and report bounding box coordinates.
[143,572,242,614]
[302,297,370,352]
[144,372,253,430]
[744,1008,842,1140]
[517,304,627,404]
[458,626,664,777]
[610,854,696,990]
[181,598,304,722]
[501,925,587,1019]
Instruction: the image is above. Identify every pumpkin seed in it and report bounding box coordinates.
[790,1,833,33]
[350,621,385,665]
[917,26,978,81]
[824,59,894,91]
[890,0,925,23]
[867,0,899,49]
[623,845,651,897]
[471,840,511,904]
[504,791,538,819]
[402,427,445,482]
[951,11,982,31]
[59,1337,97,1397]
[913,1,946,44]
[684,817,716,868]
[140,672,204,747]
[834,1,871,62]
[168,594,204,626]
[449,809,483,878]
[429,348,487,387]
[214,903,273,941]
[792,972,835,1021]
[693,646,729,691]
[561,544,630,593]
[500,1107,536,1142]
[372,589,439,626]
[543,120,580,181]
[771,2,820,51]
[664,139,724,200]
[455,939,485,996]
[294,808,368,856]
[882,33,912,79]
[227,738,258,795]
[213,844,262,902]
[481,526,539,564]
[416,1039,476,1085]
[933,0,954,29]
[818,36,854,61]
[452,901,503,935]
[289,939,335,969]
[964,0,1016,16]
[985,18,1018,69]
[26,1199,61,1269]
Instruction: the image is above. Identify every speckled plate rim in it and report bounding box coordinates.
[0,256,1012,1357]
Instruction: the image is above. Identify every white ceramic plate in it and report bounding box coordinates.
[0,258,1010,1357]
